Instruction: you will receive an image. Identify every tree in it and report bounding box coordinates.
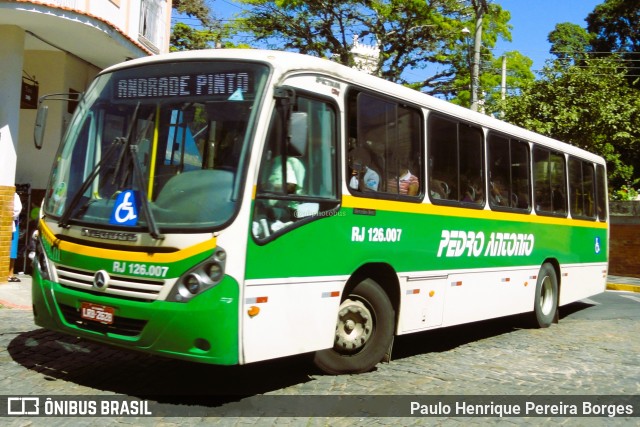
[476,50,534,115]
[586,0,640,86]
[500,56,640,190]
[232,0,518,97]
[170,0,230,51]
[548,23,594,65]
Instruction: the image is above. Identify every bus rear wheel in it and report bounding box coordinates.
[313,278,395,374]
[532,263,558,328]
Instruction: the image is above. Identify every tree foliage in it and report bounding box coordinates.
[500,56,640,189]
[548,23,594,64]
[586,0,640,86]
[173,0,214,26]
[587,0,640,53]
[171,0,235,51]
[231,0,521,98]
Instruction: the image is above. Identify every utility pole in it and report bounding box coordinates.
[501,55,507,101]
[500,55,507,117]
[470,0,488,112]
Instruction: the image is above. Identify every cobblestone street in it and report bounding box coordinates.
[0,290,638,426]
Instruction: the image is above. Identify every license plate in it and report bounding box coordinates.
[80,302,115,325]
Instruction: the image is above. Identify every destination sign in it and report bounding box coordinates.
[114,72,251,100]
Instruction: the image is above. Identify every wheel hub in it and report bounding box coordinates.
[334,298,373,354]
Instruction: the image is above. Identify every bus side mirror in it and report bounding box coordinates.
[289,112,308,156]
[34,104,48,150]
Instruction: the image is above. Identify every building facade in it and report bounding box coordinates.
[0,0,173,281]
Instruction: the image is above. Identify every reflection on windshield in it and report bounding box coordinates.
[44,61,269,232]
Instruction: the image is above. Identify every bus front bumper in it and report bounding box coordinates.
[32,271,240,365]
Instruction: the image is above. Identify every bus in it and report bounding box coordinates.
[32,49,608,375]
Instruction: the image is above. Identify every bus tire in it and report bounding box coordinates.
[532,263,558,328]
[313,278,395,374]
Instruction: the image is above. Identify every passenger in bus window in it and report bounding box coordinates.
[490,180,507,206]
[463,180,482,203]
[401,169,419,196]
[430,178,450,199]
[348,145,379,192]
[388,168,419,196]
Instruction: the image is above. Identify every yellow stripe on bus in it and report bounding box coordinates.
[341,195,608,229]
[39,221,217,263]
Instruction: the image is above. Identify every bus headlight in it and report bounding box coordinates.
[185,274,201,294]
[167,248,227,303]
[34,239,52,281]
[206,263,223,282]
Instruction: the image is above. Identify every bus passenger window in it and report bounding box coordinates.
[595,164,608,221]
[534,147,567,216]
[428,115,483,206]
[569,157,596,220]
[488,133,530,211]
[346,91,423,198]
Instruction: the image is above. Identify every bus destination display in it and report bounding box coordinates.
[114,72,251,100]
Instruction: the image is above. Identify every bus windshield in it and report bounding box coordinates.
[43,61,270,232]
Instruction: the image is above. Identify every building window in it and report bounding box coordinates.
[139,0,163,53]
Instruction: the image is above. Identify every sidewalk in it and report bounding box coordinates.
[0,273,32,310]
[1,274,639,311]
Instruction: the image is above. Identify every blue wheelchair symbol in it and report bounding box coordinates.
[594,237,601,254]
[110,190,139,226]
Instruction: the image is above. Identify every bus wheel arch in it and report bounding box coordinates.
[313,263,399,374]
[531,259,560,328]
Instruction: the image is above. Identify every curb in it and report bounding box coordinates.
[606,283,640,293]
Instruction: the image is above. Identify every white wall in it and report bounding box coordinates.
[0,25,24,186]
[17,51,66,189]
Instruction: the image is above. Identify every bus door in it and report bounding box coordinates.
[242,88,343,363]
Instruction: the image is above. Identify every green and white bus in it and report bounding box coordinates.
[32,49,608,374]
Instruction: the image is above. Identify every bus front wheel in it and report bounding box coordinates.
[313,278,395,374]
[532,263,558,328]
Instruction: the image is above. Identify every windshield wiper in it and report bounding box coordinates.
[57,139,122,229]
[58,103,163,240]
[125,143,164,240]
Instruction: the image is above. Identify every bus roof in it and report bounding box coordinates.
[102,49,604,165]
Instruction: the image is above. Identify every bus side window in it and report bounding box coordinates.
[488,133,531,212]
[534,147,567,216]
[569,157,596,220]
[428,115,483,206]
[346,91,423,198]
[595,164,608,222]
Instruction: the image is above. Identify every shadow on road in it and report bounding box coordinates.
[7,328,316,406]
[7,300,596,408]
[391,300,596,361]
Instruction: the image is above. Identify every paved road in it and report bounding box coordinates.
[0,291,638,426]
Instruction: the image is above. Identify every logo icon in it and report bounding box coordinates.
[110,190,139,226]
[7,397,40,415]
[93,270,110,289]
[595,237,601,254]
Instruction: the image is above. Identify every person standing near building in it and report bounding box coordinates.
[8,192,22,282]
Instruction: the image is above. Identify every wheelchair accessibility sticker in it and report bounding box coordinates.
[110,190,139,226]
[595,236,601,254]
